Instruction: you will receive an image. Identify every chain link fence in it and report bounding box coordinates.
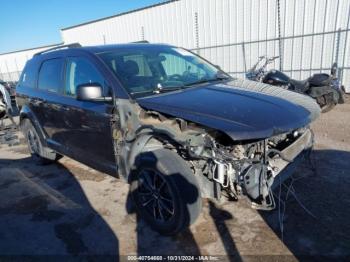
[192,29,349,92]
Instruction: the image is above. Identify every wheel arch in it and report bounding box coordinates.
[126,132,182,182]
[19,105,48,147]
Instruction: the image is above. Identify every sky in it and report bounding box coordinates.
[0,0,164,53]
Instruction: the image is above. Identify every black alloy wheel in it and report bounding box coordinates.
[130,149,202,235]
[137,168,175,223]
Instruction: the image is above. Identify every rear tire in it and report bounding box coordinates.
[21,119,60,164]
[317,93,336,113]
[129,149,202,235]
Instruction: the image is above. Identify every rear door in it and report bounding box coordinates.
[35,58,66,141]
[16,59,39,109]
[59,56,116,174]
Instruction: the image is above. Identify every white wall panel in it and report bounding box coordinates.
[302,36,313,69]
[337,0,350,29]
[345,33,350,67]
[294,0,305,36]
[314,0,328,33]
[1,0,350,91]
[267,0,277,39]
[282,0,296,37]
[0,44,61,81]
[304,0,316,34]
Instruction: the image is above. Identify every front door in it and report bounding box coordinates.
[59,56,116,175]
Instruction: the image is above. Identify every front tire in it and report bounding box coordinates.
[129,149,202,235]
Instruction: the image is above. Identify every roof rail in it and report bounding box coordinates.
[34,43,82,56]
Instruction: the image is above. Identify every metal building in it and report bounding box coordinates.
[1,0,350,92]
[0,43,61,82]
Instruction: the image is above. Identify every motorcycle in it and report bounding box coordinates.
[246,56,345,113]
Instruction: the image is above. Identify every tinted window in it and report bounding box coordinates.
[98,46,220,98]
[65,57,104,97]
[123,54,152,76]
[104,53,156,94]
[19,61,37,88]
[38,58,64,92]
[160,52,206,77]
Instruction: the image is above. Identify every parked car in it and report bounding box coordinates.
[0,80,16,100]
[1,79,17,120]
[16,43,320,235]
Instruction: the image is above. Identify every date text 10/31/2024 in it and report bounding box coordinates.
[127,255,220,261]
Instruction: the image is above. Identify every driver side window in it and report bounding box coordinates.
[65,57,105,97]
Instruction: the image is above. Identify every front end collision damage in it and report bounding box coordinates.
[111,98,314,211]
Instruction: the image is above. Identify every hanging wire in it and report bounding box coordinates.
[274,169,317,242]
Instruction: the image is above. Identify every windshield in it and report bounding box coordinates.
[97,45,229,98]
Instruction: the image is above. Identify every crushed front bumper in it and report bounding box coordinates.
[270,129,313,189]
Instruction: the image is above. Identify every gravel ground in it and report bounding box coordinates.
[0,98,349,260]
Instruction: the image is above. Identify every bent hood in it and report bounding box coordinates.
[137,83,313,140]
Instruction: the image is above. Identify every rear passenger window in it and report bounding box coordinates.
[19,61,37,88]
[65,57,104,97]
[38,58,64,93]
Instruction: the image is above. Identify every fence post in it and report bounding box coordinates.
[194,12,199,55]
[277,0,283,71]
[335,28,342,79]
[242,43,247,73]
[141,26,145,41]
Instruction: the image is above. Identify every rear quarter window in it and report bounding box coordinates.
[19,60,38,88]
[38,58,64,93]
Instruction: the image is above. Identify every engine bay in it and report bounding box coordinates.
[183,127,313,210]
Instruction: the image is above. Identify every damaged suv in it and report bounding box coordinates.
[16,43,320,235]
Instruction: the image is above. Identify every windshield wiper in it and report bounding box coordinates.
[185,75,231,87]
[130,84,184,96]
[153,84,184,94]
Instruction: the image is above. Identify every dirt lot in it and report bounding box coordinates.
[0,99,349,260]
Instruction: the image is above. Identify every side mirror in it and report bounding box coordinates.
[76,83,112,102]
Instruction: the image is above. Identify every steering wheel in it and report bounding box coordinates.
[168,74,183,81]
